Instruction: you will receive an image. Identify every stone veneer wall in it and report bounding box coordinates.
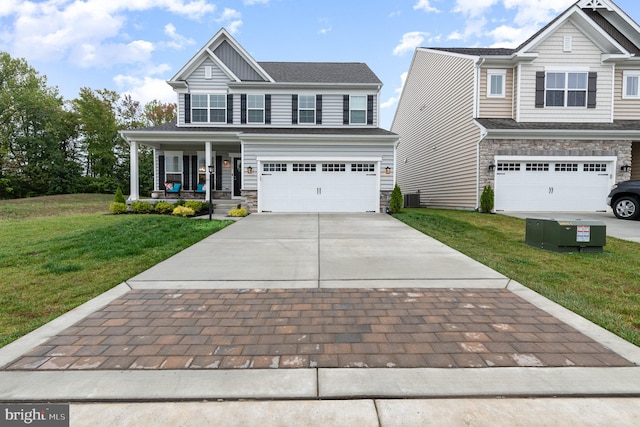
[241,190,257,213]
[479,139,633,201]
[380,190,392,213]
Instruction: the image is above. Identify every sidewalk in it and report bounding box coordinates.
[1,214,639,425]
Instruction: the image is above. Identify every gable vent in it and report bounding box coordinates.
[205,66,212,79]
[563,36,572,52]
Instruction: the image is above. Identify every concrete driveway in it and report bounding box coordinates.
[501,211,640,243]
[128,213,508,289]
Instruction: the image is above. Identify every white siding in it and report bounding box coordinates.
[392,49,480,209]
[518,21,613,123]
[270,94,292,126]
[242,143,395,192]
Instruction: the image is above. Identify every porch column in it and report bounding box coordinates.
[205,141,212,202]
[129,140,139,201]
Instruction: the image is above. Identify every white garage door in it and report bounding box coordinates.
[494,159,613,211]
[259,161,379,212]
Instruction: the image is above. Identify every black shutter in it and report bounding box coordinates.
[587,72,597,109]
[158,155,165,189]
[343,95,350,125]
[367,95,374,125]
[241,94,247,124]
[316,95,322,125]
[215,156,222,191]
[191,156,198,191]
[535,72,545,108]
[265,94,271,124]
[184,94,191,123]
[182,156,190,190]
[292,95,298,125]
[227,94,233,124]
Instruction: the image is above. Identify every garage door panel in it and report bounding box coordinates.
[495,160,612,212]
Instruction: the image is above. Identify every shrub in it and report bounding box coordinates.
[114,187,126,204]
[389,184,403,213]
[109,202,127,215]
[154,201,173,214]
[174,199,186,207]
[228,207,248,217]
[480,185,495,213]
[172,206,195,217]
[130,201,152,214]
[185,200,206,214]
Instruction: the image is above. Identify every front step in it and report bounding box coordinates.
[211,200,242,215]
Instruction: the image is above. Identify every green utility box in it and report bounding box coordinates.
[525,218,606,253]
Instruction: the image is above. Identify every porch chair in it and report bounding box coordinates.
[164,182,182,198]
[195,183,206,199]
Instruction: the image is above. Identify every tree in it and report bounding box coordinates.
[0,52,82,198]
[389,184,403,213]
[144,100,176,127]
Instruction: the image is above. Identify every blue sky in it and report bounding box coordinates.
[1,0,639,129]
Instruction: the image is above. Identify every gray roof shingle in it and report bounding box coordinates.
[258,62,382,84]
[476,118,640,131]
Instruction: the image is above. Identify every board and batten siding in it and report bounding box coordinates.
[478,68,514,119]
[392,49,480,209]
[242,143,395,192]
[518,21,613,123]
[614,69,640,120]
[177,58,232,126]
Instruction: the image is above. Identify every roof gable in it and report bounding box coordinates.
[169,28,274,86]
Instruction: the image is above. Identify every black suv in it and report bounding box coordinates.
[607,180,640,220]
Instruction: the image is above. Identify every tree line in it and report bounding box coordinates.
[0,51,176,199]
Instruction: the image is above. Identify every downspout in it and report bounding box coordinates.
[474,58,485,210]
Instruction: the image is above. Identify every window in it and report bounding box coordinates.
[525,163,549,172]
[546,72,587,107]
[555,163,578,172]
[191,94,226,123]
[322,163,346,172]
[247,95,264,123]
[623,71,640,98]
[263,163,287,172]
[350,96,367,124]
[165,151,183,183]
[351,163,375,172]
[497,162,520,171]
[299,95,316,124]
[197,152,206,185]
[487,70,506,98]
[584,163,607,172]
[292,163,316,172]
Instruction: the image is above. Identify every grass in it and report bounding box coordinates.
[394,208,640,346]
[0,194,233,348]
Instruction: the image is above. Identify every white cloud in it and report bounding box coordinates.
[244,0,269,4]
[381,72,408,109]
[393,32,429,56]
[115,74,176,105]
[163,23,195,50]
[216,8,242,34]
[453,0,499,17]
[319,18,331,35]
[413,0,439,13]
[389,10,401,18]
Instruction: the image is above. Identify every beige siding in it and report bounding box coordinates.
[614,69,640,120]
[391,49,480,209]
[478,68,514,118]
[519,21,613,123]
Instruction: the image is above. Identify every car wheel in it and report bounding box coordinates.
[613,196,640,220]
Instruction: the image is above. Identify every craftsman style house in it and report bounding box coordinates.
[392,0,640,212]
[121,29,398,213]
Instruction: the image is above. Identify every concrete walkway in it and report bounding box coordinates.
[1,213,640,425]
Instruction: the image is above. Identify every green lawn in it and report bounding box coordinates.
[0,194,233,348]
[394,208,640,346]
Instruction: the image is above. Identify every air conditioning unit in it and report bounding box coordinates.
[403,193,420,208]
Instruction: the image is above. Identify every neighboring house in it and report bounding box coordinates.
[121,28,398,213]
[392,0,640,212]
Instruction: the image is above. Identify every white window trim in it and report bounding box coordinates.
[622,71,640,99]
[350,95,367,125]
[164,151,183,183]
[247,94,265,124]
[191,92,227,124]
[544,71,589,108]
[298,94,316,125]
[487,69,506,98]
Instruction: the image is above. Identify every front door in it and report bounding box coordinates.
[233,158,242,198]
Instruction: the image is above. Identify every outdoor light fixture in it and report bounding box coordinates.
[385,166,391,175]
[247,166,253,174]
[621,164,631,172]
[488,161,495,172]
[223,159,230,167]
[208,165,214,221]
